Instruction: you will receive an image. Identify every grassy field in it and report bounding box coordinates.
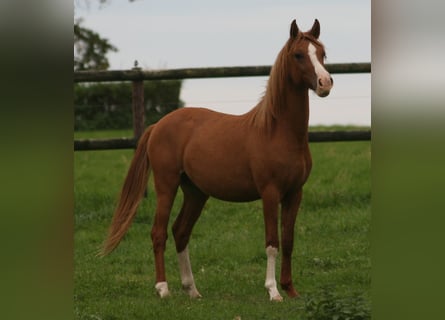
[74,128,371,319]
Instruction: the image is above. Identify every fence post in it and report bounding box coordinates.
[132,60,145,142]
[131,61,147,197]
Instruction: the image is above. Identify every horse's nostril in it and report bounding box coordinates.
[318,79,323,87]
[330,77,333,85]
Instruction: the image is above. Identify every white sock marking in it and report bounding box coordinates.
[155,281,170,298]
[178,246,201,298]
[265,246,282,301]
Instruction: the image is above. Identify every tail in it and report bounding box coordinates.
[99,125,155,256]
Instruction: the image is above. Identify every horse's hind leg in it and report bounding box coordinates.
[172,175,208,298]
[280,189,303,298]
[151,171,180,298]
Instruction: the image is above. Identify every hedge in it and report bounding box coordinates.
[74,80,183,131]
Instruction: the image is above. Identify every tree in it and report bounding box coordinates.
[74,0,141,70]
[74,19,117,71]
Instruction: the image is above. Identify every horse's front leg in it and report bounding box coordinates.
[280,189,303,298]
[262,187,283,301]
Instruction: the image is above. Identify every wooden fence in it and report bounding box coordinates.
[74,62,371,151]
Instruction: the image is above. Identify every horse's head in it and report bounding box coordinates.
[286,19,333,97]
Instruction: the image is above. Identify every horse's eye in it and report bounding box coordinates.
[294,53,304,60]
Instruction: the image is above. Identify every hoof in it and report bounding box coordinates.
[271,294,284,302]
[155,282,170,298]
[182,284,202,299]
[189,290,202,299]
[281,283,300,298]
[266,284,283,302]
[285,288,300,298]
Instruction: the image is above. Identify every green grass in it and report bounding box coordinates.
[74,129,370,319]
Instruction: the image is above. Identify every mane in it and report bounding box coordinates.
[246,33,323,133]
[247,40,290,133]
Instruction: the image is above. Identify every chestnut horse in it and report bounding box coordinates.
[100,19,333,301]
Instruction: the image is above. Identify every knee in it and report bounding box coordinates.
[171,223,186,241]
[171,220,180,237]
[173,233,187,253]
[171,224,191,252]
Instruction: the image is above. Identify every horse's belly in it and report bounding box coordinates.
[186,167,260,202]
[199,184,260,202]
[204,181,260,202]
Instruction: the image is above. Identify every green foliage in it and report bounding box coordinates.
[304,286,371,320]
[74,81,183,130]
[74,19,118,71]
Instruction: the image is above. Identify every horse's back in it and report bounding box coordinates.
[148,107,240,151]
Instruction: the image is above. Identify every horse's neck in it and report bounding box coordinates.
[247,82,310,144]
[277,88,310,142]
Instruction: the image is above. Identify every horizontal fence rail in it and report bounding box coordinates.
[74,130,371,151]
[74,63,370,83]
[74,62,371,151]
[74,138,137,151]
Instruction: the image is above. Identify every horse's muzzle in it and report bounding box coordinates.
[315,75,333,97]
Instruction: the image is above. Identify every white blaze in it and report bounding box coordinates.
[308,43,329,79]
[308,43,332,96]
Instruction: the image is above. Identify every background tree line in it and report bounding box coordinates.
[74,0,183,131]
[74,81,183,131]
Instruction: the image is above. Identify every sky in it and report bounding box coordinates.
[75,0,371,126]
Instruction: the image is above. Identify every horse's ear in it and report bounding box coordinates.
[290,19,299,39]
[308,19,320,39]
